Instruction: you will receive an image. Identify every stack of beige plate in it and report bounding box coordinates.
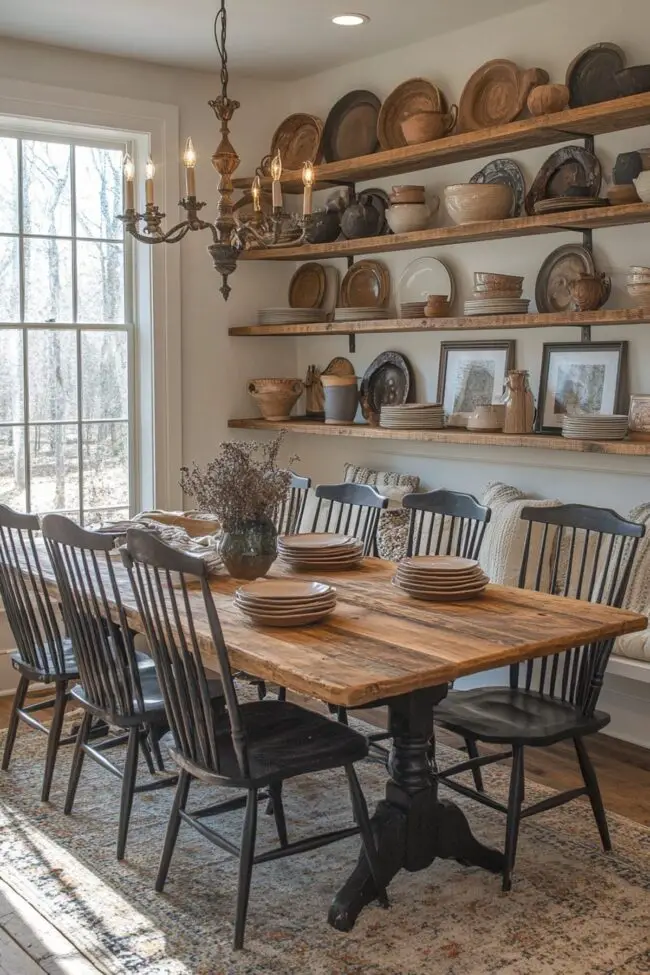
[562,414,628,441]
[464,271,529,316]
[380,403,444,429]
[258,308,323,326]
[278,533,364,570]
[534,197,608,214]
[393,555,489,601]
[234,579,336,627]
[400,301,427,319]
[333,307,390,322]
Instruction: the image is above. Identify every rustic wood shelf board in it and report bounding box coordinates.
[238,203,650,262]
[233,93,650,193]
[228,418,650,456]
[229,308,649,337]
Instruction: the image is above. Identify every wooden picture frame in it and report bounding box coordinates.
[537,341,628,433]
[437,340,516,416]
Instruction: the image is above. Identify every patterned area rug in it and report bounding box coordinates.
[0,717,649,975]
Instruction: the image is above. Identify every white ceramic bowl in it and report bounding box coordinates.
[633,172,650,203]
[386,200,437,234]
[444,183,513,225]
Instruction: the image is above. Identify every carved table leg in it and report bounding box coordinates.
[328,686,503,931]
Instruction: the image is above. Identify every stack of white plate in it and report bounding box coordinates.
[464,297,530,315]
[393,555,489,602]
[562,414,628,441]
[278,533,364,570]
[333,307,391,322]
[380,403,445,429]
[258,308,324,326]
[234,579,336,627]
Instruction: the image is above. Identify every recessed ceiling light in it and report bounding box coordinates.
[332,13,370,26]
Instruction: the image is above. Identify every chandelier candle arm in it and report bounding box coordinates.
[183,137,197,197]
[302,160,314,216]
[144,157,155,205]
[252,174,262,212]
[271,150,283,210]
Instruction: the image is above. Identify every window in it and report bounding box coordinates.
[0,133,135,525]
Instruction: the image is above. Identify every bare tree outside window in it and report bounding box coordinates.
[0,134,132,524]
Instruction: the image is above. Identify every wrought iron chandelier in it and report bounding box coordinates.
[118,0,312,301]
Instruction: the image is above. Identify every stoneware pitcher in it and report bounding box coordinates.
[567,272,611,312]
[502,370,536,434]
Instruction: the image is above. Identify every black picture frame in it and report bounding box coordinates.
[537,341,628,433]
[437,340,516,415]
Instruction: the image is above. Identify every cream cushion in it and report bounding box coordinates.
[613,502,650,662]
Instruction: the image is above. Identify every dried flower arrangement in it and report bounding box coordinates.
[179,434,297,532]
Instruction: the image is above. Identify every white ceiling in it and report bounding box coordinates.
[0,0,548,80]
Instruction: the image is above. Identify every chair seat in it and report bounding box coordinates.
[171,700,369,787]
[11,638,78,682]
[435,686,610,746]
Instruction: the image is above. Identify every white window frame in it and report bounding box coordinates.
[0,77,182,512]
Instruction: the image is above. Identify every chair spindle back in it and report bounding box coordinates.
[312,483,389,555]
[402,490,491,559]
[275,473,311,536]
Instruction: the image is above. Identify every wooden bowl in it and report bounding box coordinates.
[474,272,524,288]
[607,184,641,206]
[527,84,570,116]
[444,184,514,225]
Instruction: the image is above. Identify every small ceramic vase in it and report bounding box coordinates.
[502,370,535,434]
[567,272,611,312]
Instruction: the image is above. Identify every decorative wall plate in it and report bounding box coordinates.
[340,260,390,308]
[360,351,413,415]
[535,243,596,313]
[565,42,625,108]
[288,263,326,309]
[270,114,323,171]
[377,78,447,150]
[457,59,549,132]
[322,90,381,162]
[525,146,602,214]
[398,256,455,306]
[469,158,526,216]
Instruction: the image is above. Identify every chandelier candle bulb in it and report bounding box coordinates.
[271,149,283,209]
[252,174,262,212]
[183,137,197,197]
[302,160,314,216]
[123,153,135,210]
[144,157,156,205]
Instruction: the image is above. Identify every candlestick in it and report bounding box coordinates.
[183,137,197,197]
[302,160,314,216]
[145,157,155,205]
[251,174,262,212]
[123,153,135,210]
[271,149,283,209]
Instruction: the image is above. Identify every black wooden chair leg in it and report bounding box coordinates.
[156,768,191,893]
[276,686,286,703]
[41,681,68,802]
[345,764,389,908]
[465,738,484,792]
[149,728,166,772]
[1,675,29,772]
[503,745,525,892]
[268,781,288,847]
[233,789,258,951]
[64,711,93,815]
[574,737,611,852]
[116,727,140,860]
[139,733,156,775]
[336,707,349,725]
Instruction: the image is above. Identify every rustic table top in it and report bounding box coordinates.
[25,550,647,708]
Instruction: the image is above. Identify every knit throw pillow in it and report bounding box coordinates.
[613,502,650,662]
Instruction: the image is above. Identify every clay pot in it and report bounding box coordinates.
[444,183,514,224]
[425,294,450,318]
[321,374,358,425]
[390,185,426,204]
[248,378,303,421]
[340,193,384,239]
[502,370,535,434]
[527,83,570,116]
[386,201,435,233]
[567,272,611,312]
[400,106,457,144]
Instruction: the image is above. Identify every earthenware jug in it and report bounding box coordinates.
[340,193,383,239]
[567,272,611,312]
[502,370,535,434]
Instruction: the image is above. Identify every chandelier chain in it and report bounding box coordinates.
[214,0,229,99]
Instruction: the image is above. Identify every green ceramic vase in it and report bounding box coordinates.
[220,516,277,580]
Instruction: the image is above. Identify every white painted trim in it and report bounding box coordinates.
[0,76,183,510]
[608,654,650,683]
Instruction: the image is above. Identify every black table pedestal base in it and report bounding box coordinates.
[328,686,504,932]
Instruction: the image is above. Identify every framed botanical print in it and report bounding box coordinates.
[537,341,628,433]
[437,340,516,415]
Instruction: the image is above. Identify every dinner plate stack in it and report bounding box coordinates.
[380,403,445,429]
[234,579,337,627]
[333,307,391,322]
[278,532,364,570]
[393,555,489,601]
[257,308,323,326]
[534,197,609,214]
[400,301,427,319]
[561,414,628,441]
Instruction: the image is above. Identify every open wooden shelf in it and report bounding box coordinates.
[238,203,650,262]
[233,92,650,193]
[229,308,648,337]
[228,418,650,457]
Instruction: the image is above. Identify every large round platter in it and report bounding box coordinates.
[534,243,596,314]
[322,90,381,162]
[279,533,358,549]
[398,256,455,306]
[401,555,478,570]
[270,114,323,171]
[469,158,526,217]
[458,59,548,132]
[525,146,602,214]
[237,579,333,599]
[360,351,413,415]
[288,263,326,309]
[377,78,447,150]
[340,260,389,308]
[565,43,625,108]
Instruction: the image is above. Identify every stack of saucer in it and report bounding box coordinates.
[400,301,427,319]
[278,533,364,570]
[562,414,628,441]
[393,555,489,601]
[534,196,608,214]
[334,307,390,322]
[234,579,336,627]
[380,403,444,430]
[258,308,323,326]
[464,271,529,316]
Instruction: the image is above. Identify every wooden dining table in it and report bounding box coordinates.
[22,550,647,931]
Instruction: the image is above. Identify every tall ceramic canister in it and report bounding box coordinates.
[502,369,535,434]
[320,374,358,425]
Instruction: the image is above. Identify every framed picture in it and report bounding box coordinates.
[537,341,628,433]
[437,340,515,415]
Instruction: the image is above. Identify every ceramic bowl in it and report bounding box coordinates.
[444,184,514,225]
[386,201,437,234]
[390,185,426,204]
[248,378,304,421]
[607,184,641,206]
[633,172,650,202]
[473,272,524,289]
[446,412,470,428]
[467,405,504,431]
[615,66,650,97]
